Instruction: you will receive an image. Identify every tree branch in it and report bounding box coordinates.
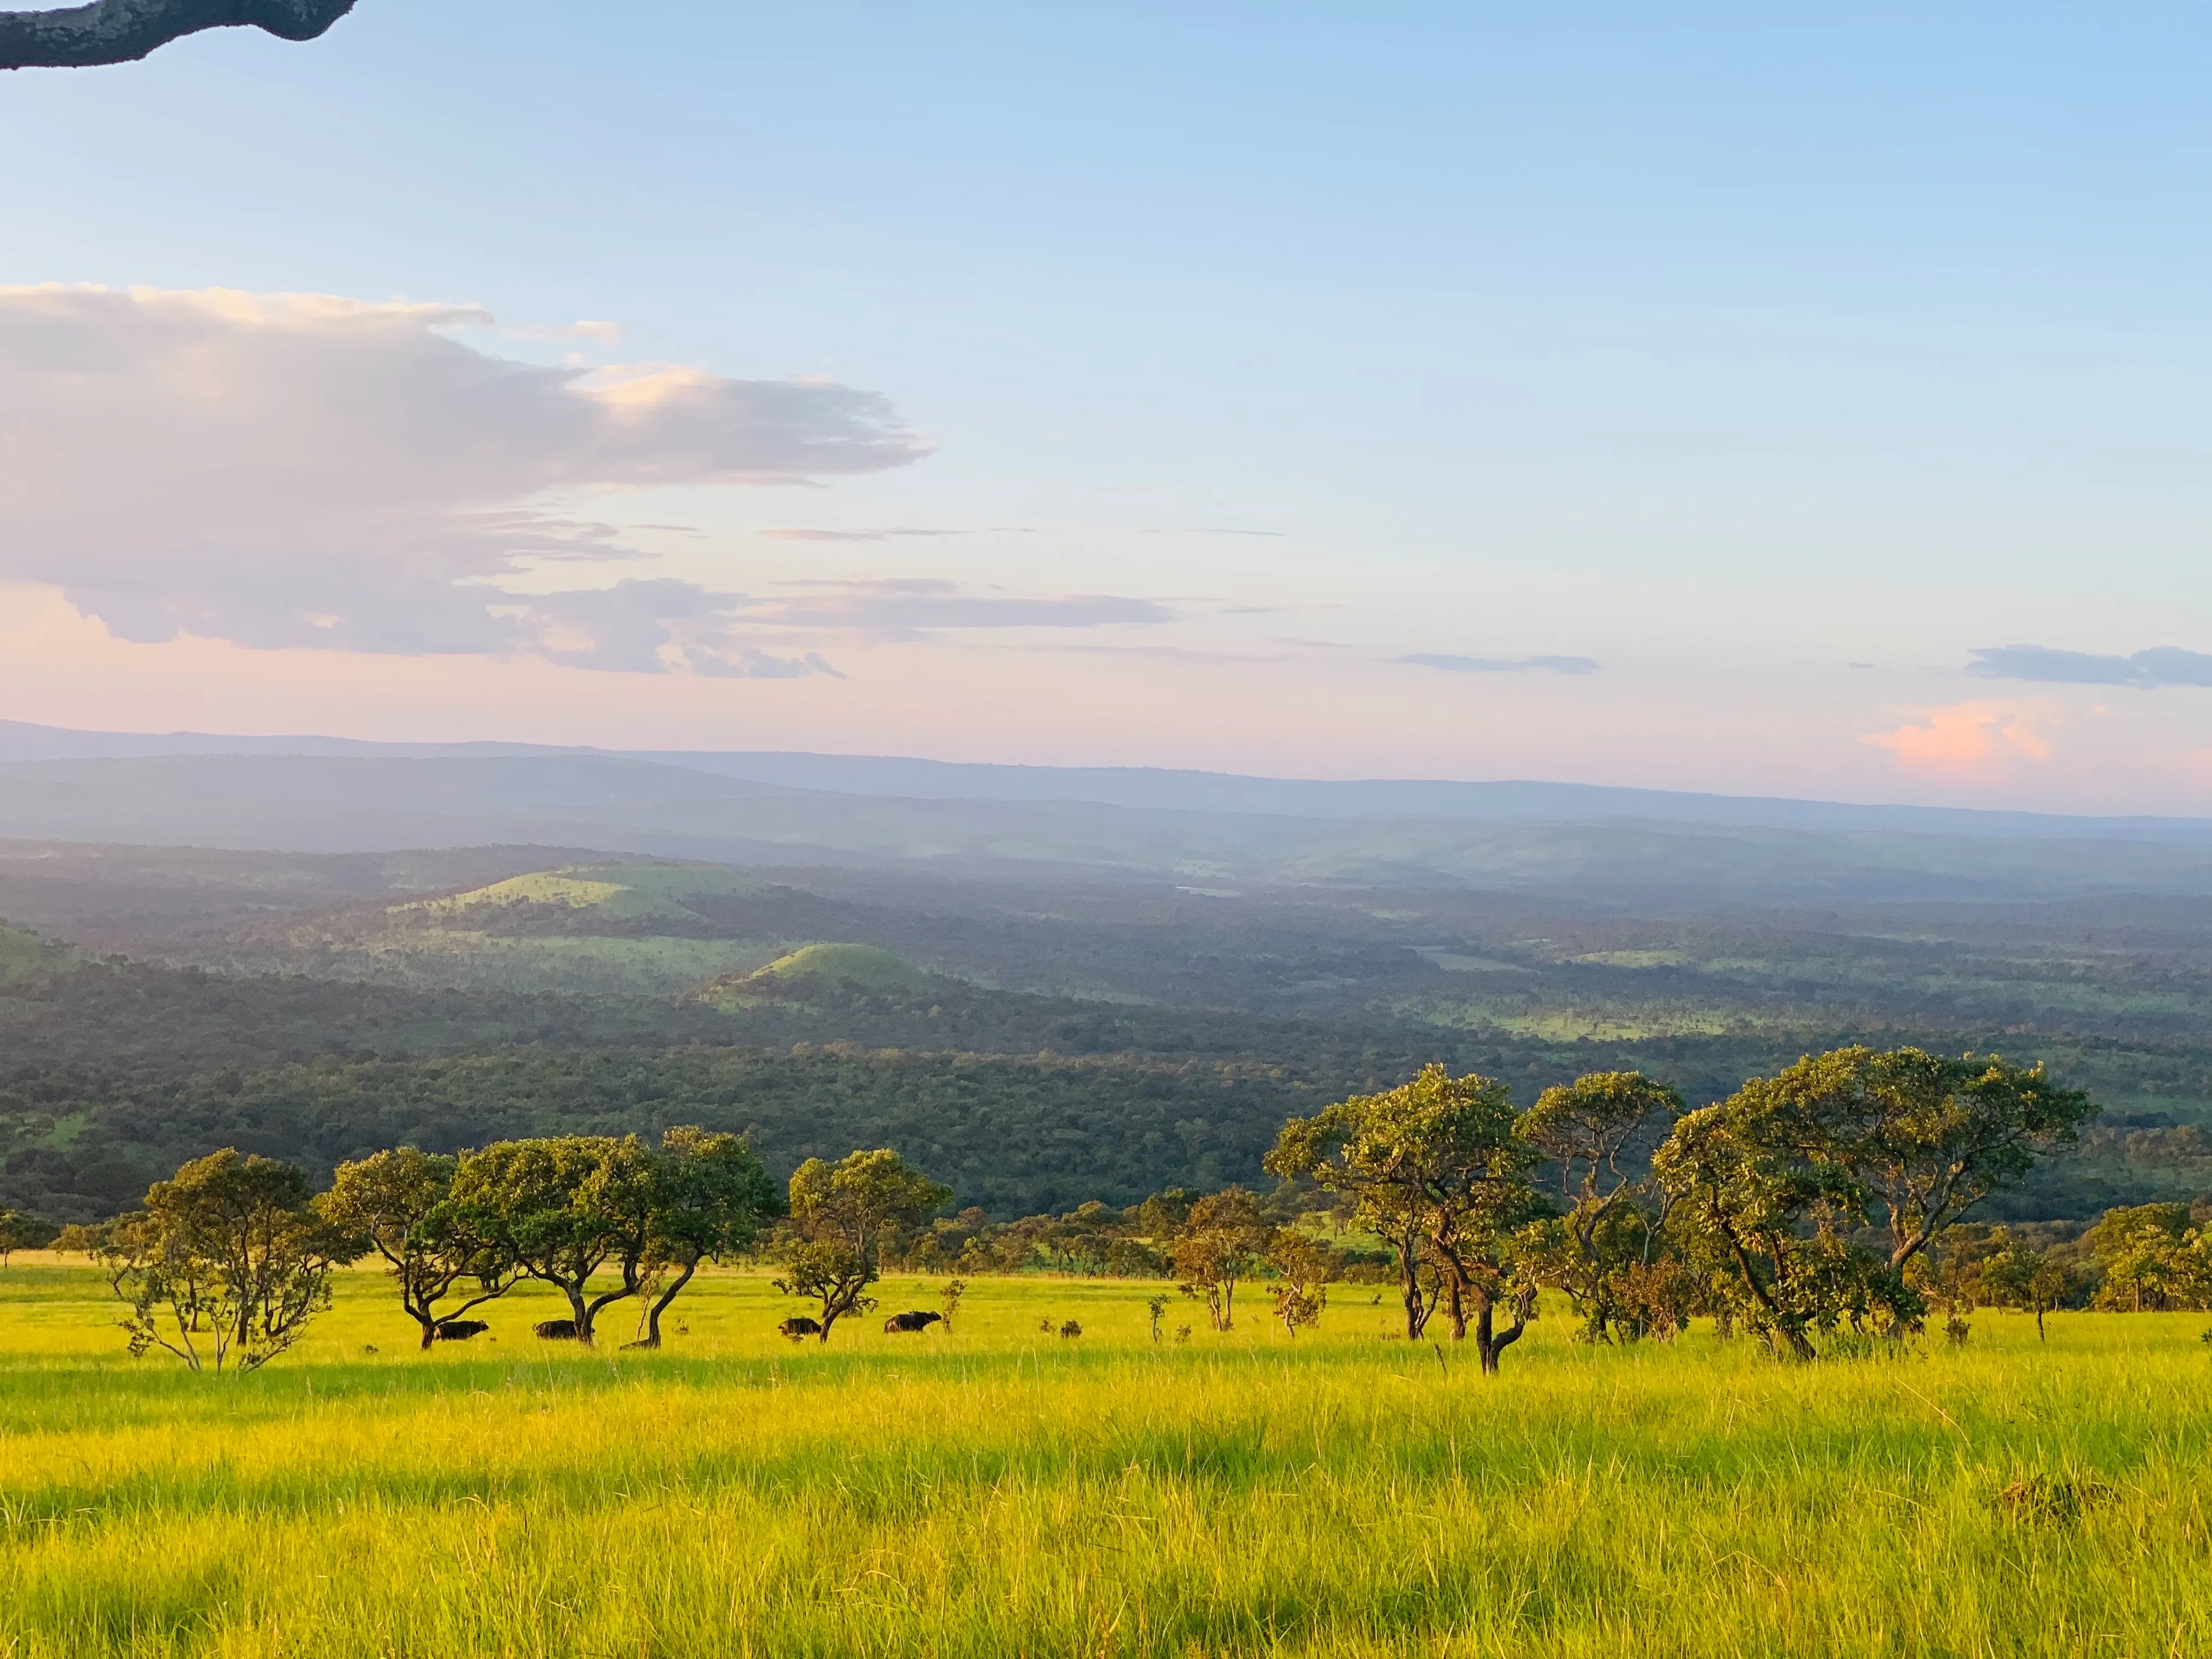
[1,0,355,70]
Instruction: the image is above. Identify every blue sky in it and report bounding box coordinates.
[4,3,2210,806]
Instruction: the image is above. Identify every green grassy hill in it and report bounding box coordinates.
[691,942,938,1009]
[751,942,934,991]
[400,862,762,926]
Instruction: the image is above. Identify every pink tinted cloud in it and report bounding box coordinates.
[1861,699,2055,778]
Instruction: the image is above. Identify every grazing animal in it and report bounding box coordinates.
[882,1310,944,1334]
[778,1316,823,1342]
[432,1319,490,1342]
[1059,1320,1083,1339]
[533,1319,579,1340]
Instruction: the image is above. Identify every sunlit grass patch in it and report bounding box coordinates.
[0,1259,2206,1656]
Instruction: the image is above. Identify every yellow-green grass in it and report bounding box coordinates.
[695,942,935,1007]
[398,863,762,925]
[0,1259,2207,1657]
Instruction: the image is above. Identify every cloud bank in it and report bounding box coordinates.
[1967,644,2212,688]
[1398,653,1600,675]
[0,285,930,673]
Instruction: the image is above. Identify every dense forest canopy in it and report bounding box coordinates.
[3,838,2209,1228]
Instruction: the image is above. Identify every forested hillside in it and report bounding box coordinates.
[3,837,2211,1228]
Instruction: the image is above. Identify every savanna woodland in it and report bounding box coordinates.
[10,5,2212,1653]
[2,838,2212,1657]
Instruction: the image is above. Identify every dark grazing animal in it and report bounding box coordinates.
[533,1319,579,1340]
[1058,1320,1083,1339]
[778,1316,824,1341]
[432,1319,490,1342]
[882,1310,944,1334]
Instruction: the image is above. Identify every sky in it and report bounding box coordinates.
[4,2,2211,809]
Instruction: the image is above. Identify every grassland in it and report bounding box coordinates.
[0,1259,2206,1657]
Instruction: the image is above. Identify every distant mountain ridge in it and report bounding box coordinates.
[3,718,2205,841]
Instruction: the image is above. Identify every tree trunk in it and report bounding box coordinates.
[1397,1249,1429,1339]
[639,1259,699,1349]
[563,1284,593,1344]
[2035,1303,2046,1341]
[1473,1293,1530,1376]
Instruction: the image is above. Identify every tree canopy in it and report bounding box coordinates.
[632,1126,780,1347]
[444,1135,658,1345]
[319,1147,517,1350]
[771,1149,949,1343]
[1653,1048,2094,1357]
[1268,1063,1547,1370]
[94,1148,359,1370]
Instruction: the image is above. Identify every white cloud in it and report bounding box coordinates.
[0,285,929,665]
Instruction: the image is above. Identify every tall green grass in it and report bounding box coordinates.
[0,1259,2204,1656]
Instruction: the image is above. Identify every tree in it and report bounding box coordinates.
[0,1208,50,1267]
[1654,1096,1913,1361]
[2083,1204,2212,1312]
[771,1149,949,1343]
[1268,1065,1546,1372]
[96,1149,358,1371]
[319,1147,518,1350]
[1978,1231,2078,1340]
[1264,1225,1338,1337]
[1168,1187,1270,1332]
[630,1126,779,1349]
[446,1136,658,1346]
[2,1,356,71]
[1727,1047,2096,1271]
[1518,1071,1684,1342]
[1653,1047,2096,1360]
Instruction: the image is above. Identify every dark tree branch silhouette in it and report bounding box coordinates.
[1,0,354,70]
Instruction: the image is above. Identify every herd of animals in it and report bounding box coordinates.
[418,1311,955,1343]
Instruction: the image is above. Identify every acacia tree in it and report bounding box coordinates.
[319,1147,518,1350]
[1167,1187,1270,1332]
[1,1,357,71]
[631,1127,780,1348]
[1269,1065,1545,1372]
[97,1149,359,1371]
[1518,1071,1684,1343]
[771,1149,949,1343]
[446,1135,657,1345]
